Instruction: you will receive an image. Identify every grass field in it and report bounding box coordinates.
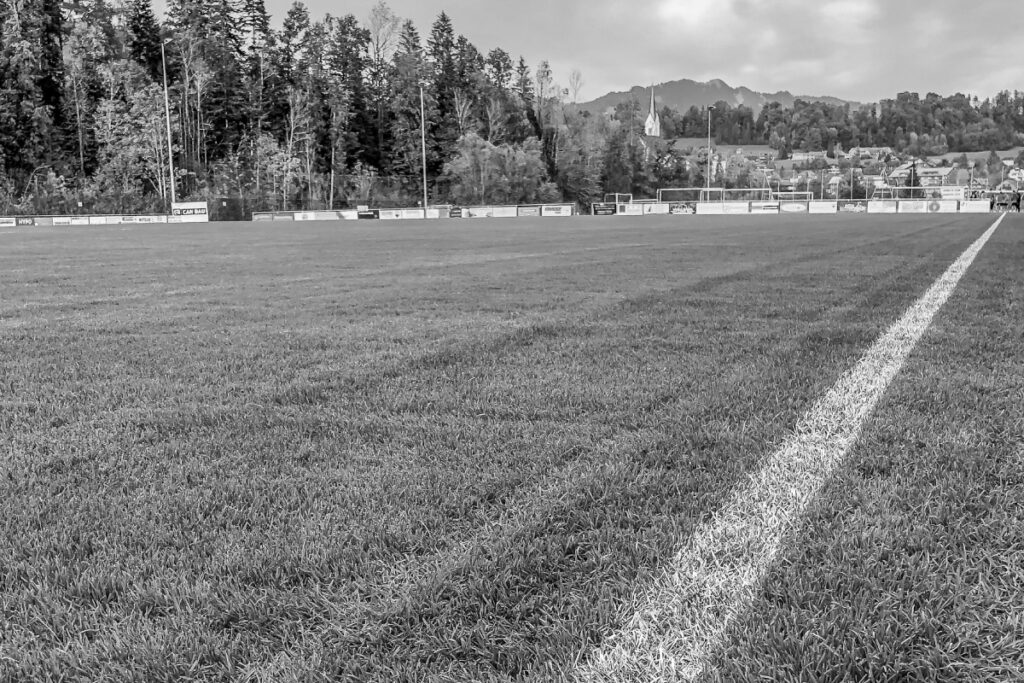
[1,215,1020,681]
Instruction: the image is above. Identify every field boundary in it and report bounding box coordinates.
[574,214,1005,682]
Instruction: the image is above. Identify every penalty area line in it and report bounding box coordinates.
[573,214,1006,682]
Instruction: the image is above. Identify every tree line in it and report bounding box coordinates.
[2,0,1023,216]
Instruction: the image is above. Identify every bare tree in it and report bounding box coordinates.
[569,68,584,105]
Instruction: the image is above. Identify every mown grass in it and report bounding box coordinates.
[0,215,999,680]
[706,215,1023,682]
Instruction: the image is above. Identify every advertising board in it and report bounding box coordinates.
[939,186,967,201]
[722,202,750,214]
[252,212,273,221]
[313,211,341,220]
[272,212,294,221]
[617,204,642,216]
[749,201,780,214]
[34,217,54,226]
[16,217,35,226]
[867,201,898,214]
[959,200,990,213]
[898,200,928,214]
[425,209,443,219]
[838,200,869,213]
[71,217,90,225]
[517,206,541,217]
[90,216,123,224]
[808,201,838,214]
[695,203,725,215]
[466,207,495,218]
[541,204,574,217]
[592,203,617,216]
[779,201,809,214]
[448,207,464,218]
[170,201,209,223]
[641,203,670,215]
[669,202,696,215]
[294,212,316,221]
[400,209,426,219]
[339,210,360,220]
[0,217,16,226]
[928,200,959,213]
[489,206,517,218]
[52,216,73,225]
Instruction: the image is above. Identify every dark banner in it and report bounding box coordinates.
[591,203,617,216]
[16,216,35,226]
[838,200,868,213]
[448,207,463,218]
[357,209,380,220]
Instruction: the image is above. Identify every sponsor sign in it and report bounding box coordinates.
[272,212,294,221]
[252,212,273,221]
[467,206,495,218]
[312,211,340,220]
[541,204,574,217]
[669,202,696,215]
[491,206,518,218]
[400,209,426,220]
[517,206,541,217]
[722,202,750,214]
[867,200,898,214]
[959,200,990,213]
[808,201,838,214]
[126,215,167,224]
[170,201,209,223]
[357,209,380,220]
[71,216,90,225]
[16,217,35,226]
[695,203,725,215]
[376,210,402,220]
[294,212,317,221]
[34,216,54,226]
[898,200,928,214]
[0,217,16,226]
[617,203,643,216]
[592,202,617,216]
[939,186,967,201]
[928,200,959,213]
[339,210,359,220]
[779,201,809,213]
[749,201,780,214]
[89,216,122,225]
[838,200,869,213]
[642,203,670,215]
[425,208,443,219]
[448,207,464,218]
[52,216,73,225]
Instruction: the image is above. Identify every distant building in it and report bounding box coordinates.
[847,146,895,161]
[791,151,828,163]
[888,162,956,186]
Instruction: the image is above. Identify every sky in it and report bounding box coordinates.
[168,0,1024,104]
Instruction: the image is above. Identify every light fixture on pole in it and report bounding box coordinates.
[161,39,176,208]
[706,105,715,200]
[419,83,429,219]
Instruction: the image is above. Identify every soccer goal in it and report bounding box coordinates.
[656,187,728,203]
[769,190,813,202]
[604,193,633,204]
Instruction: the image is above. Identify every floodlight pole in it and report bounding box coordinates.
[161,39,176,208]
[419,83,429,218]
[706,105,714,199]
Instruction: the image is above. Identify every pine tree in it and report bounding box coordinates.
[126,0,162,81]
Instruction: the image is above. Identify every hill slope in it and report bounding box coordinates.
[579,78,858,116]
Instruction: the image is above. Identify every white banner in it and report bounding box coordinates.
[928,200,959,213]
[779,202,809,214]
[541,204,574,217]
[641,203,670,215]
[378,209,402,220]
[617,204,643,216]
[400,209,426,219]
[425,208,443,219]
[808,201,838,214]
[71,216,90,225]
[939,186,967,201]
[466,207,496,218]
[490,206,518,218]
[0,217,15,227]
[722,202,751,214]
[749,201,779,214]
[52,216,73,225]
[89,216,122,225]
[898,200,928,214]
[959,200,990,213]
[170,201,209,222]
[867,201,898,214]
[339,210,359,220]
[696,203,725,215]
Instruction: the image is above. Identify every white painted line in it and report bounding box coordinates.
[575,215,1005,682]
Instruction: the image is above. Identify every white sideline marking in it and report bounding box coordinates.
[575,215,1005,682]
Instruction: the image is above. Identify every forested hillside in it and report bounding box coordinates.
[1,0,1023,215]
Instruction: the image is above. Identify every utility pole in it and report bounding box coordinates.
[161,39,177,207]
[419,84,429,218]
[706,105,715,201]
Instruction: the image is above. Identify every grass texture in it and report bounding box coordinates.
[0,214,1014,681]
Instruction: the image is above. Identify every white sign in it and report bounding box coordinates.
[541,204,574,217]
[749,201,779,214]
[959,200,990,213]
[378,209,402,220]
[696,203,725,215]
[928,200,959,213]
[52,216,73,225]
[808,201,838,214]
[89,216,122,225]
[339,210,359,220]
[898,200,928,213]
[867,201,898,214]
[400,209,426,219]
[0,217,15,227]
[467,207,495,218]
[722,202,750,214]
[617,204,643,216]
[939,186,966,201]
[491,206,518,218]
[170,201,209,223]
[642,203,670,215]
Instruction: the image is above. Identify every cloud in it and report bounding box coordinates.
[175,0,1023,104]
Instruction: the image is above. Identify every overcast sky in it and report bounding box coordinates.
[172,0,1023,103]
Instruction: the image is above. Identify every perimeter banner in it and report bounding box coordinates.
[592,203,617,215]
[867,201,898,214]
[779,201,809,214]
[749,201,780,214]
[0,217,16,226]
[541,204,574,217]
[808,201,838,214]
[641,203,670,215]
[170,201,209,223]
[722,202,750,214]
[898,200,928,214]
[959,200,990,213]
[838,200,869,213]
[669,202,697,215]
[617,204,642,216]
[517,206,540,217]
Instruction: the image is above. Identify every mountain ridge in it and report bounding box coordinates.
[578,78,861,116]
